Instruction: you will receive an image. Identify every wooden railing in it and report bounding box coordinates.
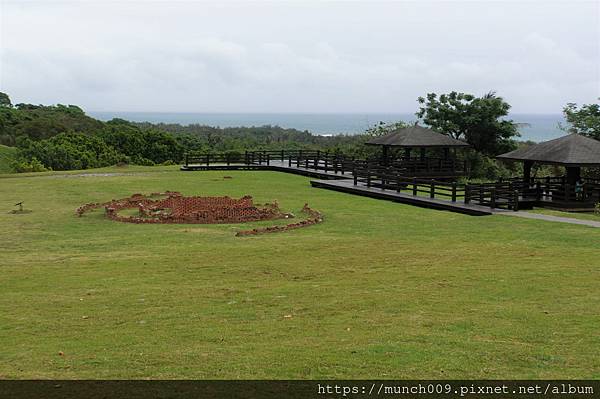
[464,178,600,208]
[185,150,467,177]
[386,157,467,176]
[464,181,521,210]
[352,166,519,210]
[184,153,244,166]
[353,166,468,202]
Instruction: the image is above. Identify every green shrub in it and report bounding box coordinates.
[16,133,123,171]
[13,157,49,173]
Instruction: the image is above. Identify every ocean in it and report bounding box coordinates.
[89,112,567,143]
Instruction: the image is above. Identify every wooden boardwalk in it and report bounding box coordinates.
[181,160,353,180]
[310,179,495,216]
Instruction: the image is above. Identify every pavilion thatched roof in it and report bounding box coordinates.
[365,125,470,148]
[497,133,600,166]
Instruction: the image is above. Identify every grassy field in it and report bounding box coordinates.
[1,166,599,379]
[0,145,16,173]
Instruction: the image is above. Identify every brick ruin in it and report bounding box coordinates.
[235,204,323,237]
[76,192,323,235]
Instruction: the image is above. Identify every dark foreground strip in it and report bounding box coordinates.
[0,380,597,399]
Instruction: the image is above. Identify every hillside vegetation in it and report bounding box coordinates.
[0,144,16,173]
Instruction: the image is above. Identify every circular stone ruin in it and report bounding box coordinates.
[76,191,322,236]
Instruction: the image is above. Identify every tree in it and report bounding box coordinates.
[561,100,600,139]
[0,92,11,108]
[364,120,411,137]
[416,91,519,155]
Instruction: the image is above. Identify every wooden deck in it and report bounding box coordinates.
[310,179,495,216]
[181,160,353,180]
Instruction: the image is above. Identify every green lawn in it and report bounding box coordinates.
[1,166,599,379]
[0,144,16,173]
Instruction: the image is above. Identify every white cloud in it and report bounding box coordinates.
[0,0,598,113]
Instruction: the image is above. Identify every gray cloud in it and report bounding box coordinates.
[1,0,598,113]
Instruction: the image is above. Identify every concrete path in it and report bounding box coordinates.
[495,211,600,228]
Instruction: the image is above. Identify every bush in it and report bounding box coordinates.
[466,152,514,180]
[16,133,123,171]
[131,156,155,166]
[13,157,49,173]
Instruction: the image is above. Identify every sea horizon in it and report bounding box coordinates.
[89,111,567,143]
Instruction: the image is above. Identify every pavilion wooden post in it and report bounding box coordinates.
[381,145,389,166]
[523,160,533,185]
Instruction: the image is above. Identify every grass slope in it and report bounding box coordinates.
[1,166,599,379]
[0,144,16,173]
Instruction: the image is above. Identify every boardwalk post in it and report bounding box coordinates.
[206,154,210,166]
[536,181,542,201]
[396,174,401,193]
[451,182,457,202]
[288,156,292,167]
[490,188,496,209]
[226,153,230,166]
[281,150,284,162]
[353,169,358,186]
[367,167,371,187]
[430,180,435,198]
[185,154,188,167]
[267,154,270,166]
[244,150,248,165]
[412,178,417,196]
[324,157,329,173]
[465,185,471,204]
[513,190,520,211]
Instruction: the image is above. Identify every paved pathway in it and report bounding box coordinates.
[494,211,600,228]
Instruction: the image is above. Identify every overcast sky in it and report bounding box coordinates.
[0,0,598,114]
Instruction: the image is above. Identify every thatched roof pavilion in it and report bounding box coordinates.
[365,124,470,148]
[365,124,469,165]
[497,133,600,184]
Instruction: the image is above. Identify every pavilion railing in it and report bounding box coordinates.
[464,177,600,207]
[519,177,600,204]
